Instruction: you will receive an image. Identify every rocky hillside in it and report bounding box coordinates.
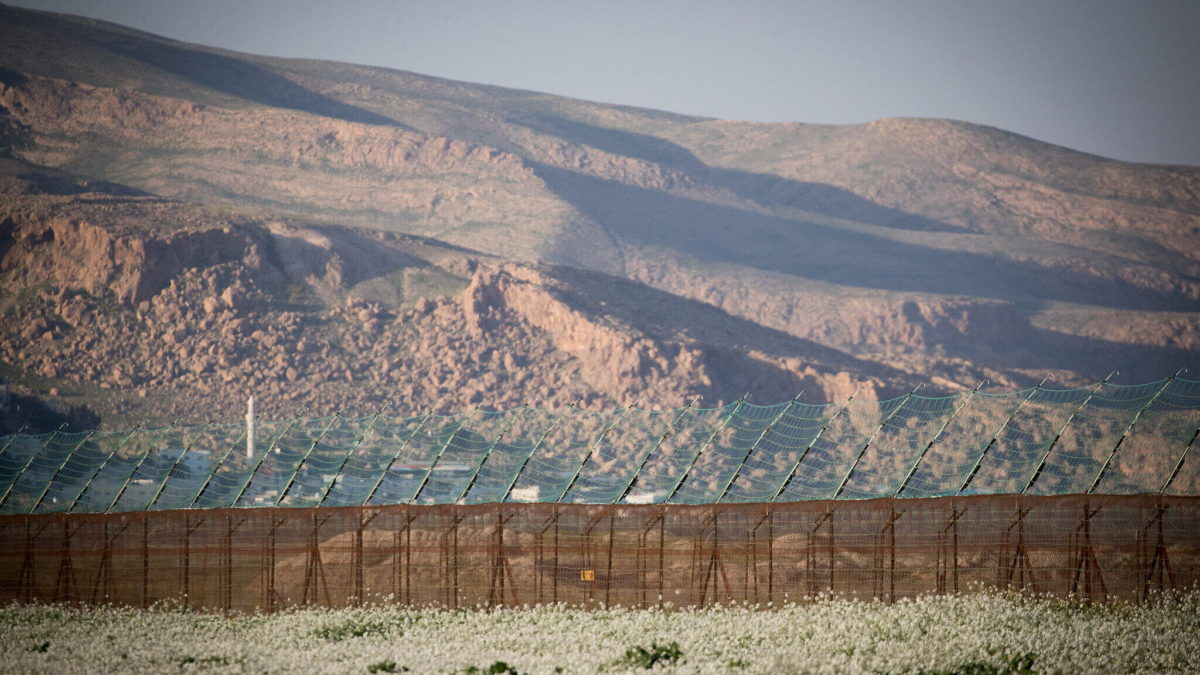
[1,178,900,426]
[1,4,1197,426]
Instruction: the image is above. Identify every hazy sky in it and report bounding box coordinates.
[12,0,1200,166]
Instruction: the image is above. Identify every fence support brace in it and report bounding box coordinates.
[895,381,985,497]
[1023,372,1115,494]
[957,381,1046,494]
[834,385,923,499]
[1090,374,1178,493]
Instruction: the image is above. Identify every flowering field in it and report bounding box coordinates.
[2,592,1199,674]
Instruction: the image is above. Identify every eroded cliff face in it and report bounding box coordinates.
[456,264,888,406]
[460,266,715,400]
[2,5,1197,427]
[0,214,253,305]
[0,195,893,424]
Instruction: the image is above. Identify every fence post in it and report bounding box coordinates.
[363,410,434,506]
[317,410,384,506]
[1139,500,1175,599]
[409,410,474,504]
[52,517,77,603]
[178,515,204,609]
[834,386,923,499]
[67,424,143,513]
[455,406,526,504]
[275,413,342,507]
[108,423,177,513]
[90,519,129,604]
[263,515,285,612]
[18,520,50,603]
[749,509,773,603]
[0,425,69,508]
[582,512,606,605]
[300,514,330,606]
[937,503,964,594]
[1002,500,1037,592]
[615,399,696,504]
[665,397,747,504]
[0,427,25,456]
[767,509,774,602]
[718,397,799,503]
[1160,427,1199,495]
[452,512,461,608]
[353,510,379,606]
[706,508,731,605]
[958,380,1045,495]
[393,508,418,605]
[31,430,97,513]
[532,512,548,603]
[141,514,149,608]
[1089,375,1178,494]
[604,509,616,606]
[556,401,640,503]
[188,417,273,509]
[1070,498,1106,602]
[502,406,573,502]
[222,515,245,613]
[772,394,857,502]
[1023,373,1114,494]
[145,420,214,510]
[636,510,663,607]
[180,515,191,609]
[895,382,985,497]
[556,511,562,604]
[871,506,903,603]
[806,509,834,595]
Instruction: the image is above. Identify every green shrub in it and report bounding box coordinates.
[462,662,521,674]
[314,618,402,641]
[920,652,1037,675]
[367,660,407,673]
[613,641,683,669]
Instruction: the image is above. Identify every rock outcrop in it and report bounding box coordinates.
[1,4,1197,426]
[0,193,896,423]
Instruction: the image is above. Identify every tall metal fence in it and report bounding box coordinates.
[2,496,1197,612]
[1,378,1199,514]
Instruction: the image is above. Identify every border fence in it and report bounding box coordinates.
[2,378,1199,610]
[1,378,1199,514]
[1,496,1197,611]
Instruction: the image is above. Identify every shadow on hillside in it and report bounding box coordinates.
[257,224,433,298]
[969,325,1200,385]
[0,157,151,197]
[539,263,917,397]
[87,31,407,128]
[516,115,968,234]
[517,114,710,173]
[531,162,1197,313]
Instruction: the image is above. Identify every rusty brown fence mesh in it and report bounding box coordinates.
[2,495,1197,612]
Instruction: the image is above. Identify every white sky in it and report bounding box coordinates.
[11,0,1200,166]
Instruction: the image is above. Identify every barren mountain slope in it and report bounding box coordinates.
[1,172,902,426]
[1,4,1198,427]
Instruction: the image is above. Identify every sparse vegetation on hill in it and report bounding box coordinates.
[0,4,1197,424]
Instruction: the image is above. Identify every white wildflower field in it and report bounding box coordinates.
[2,592,1199,674]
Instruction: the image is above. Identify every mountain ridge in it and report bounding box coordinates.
[0,4,1196,428]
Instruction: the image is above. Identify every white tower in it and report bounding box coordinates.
[246,395,255,462]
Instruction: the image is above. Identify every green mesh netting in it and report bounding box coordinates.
[1,378,1197,513]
